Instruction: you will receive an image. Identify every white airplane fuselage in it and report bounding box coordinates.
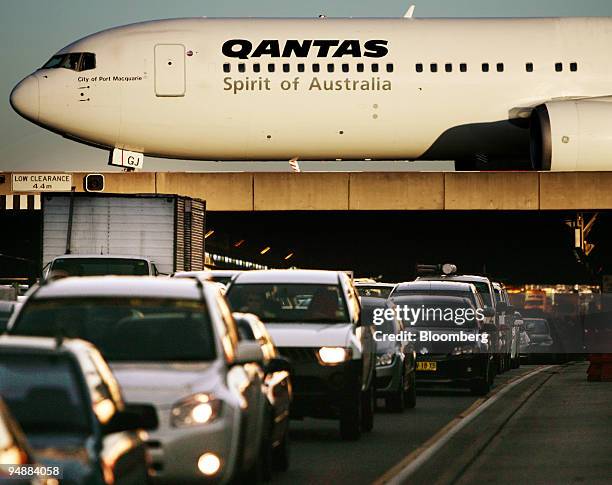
[10,17,612,170]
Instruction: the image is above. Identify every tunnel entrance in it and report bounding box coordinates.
[206,211,612,285]
[2,209,611,286]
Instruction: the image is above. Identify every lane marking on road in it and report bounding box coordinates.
[373,365,556,485]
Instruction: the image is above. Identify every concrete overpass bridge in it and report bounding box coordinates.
[2,171,612,211]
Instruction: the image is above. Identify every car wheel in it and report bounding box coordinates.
[262,444,273,482]
[385,373,405,413]
[340,398,361,441]
[272,432,290,473]
[361,381,375,432]
[470,359,491,396]
[405,370,417,409]
[238,453,264,485]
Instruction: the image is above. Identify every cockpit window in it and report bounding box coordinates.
[41,52,96,72]
[80,53,96,71]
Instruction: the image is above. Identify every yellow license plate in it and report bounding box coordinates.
[417,361,437,371]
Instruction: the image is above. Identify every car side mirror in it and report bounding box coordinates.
[483,307,495,318]
[235,341,264,365]
[266,356,292,374]
[105,403,158,434]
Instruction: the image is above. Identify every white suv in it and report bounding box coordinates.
[226,269,376,441]
[8,276,268,484]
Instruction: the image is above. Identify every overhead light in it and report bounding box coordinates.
[284,252,294,260]
[205,230,215,239]
[260,247,271,255]
[233,239,245,248]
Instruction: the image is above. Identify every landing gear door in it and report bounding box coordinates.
[154,44,185,97]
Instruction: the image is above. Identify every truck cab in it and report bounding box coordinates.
[43,254,159,280]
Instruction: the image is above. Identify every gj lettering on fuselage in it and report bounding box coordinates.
[222,39,389,59]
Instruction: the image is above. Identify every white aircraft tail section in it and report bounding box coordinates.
[404,5,416,18]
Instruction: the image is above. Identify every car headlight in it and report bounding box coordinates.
[171,393,222,427]
[376,352,394,366]
[317,347,352,365]
[451,346,475,355]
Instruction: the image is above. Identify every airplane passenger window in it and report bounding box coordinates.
[312,64,320,72]
[526,63,534,72]
[372,64,379,73]
[268,64,275,73]
[298,63,305,72]
[482,63,490,72]
[497,63,504,72]
[283,64,290,73]
[555,62,563,72]
[445,63,452,72]
[342,64,349,73]
[253,63,261,73]
[460,63,467,72]
[416,63,423,73]
[570,62,578,72]
[386,63,394,73]
[430,63,438,73]
[223,63,230,73]
[238,63,246,73]
[327,64,335,73]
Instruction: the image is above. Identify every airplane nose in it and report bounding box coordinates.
[10,75,39,122]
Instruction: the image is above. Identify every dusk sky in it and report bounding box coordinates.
[2,0,612,172]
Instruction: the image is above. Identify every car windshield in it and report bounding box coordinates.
[525,319,549,335]
[356,285,393,298]
[211,276,233,285]
[361,300,398,351]
[227,283,349,323]
[49,258,150,277]
[12,298,216,362]
[393,289,474,303]
[391,296,479,328]
[0,353,91,434]
[0,302,16,329]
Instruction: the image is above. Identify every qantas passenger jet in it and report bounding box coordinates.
[9,16,612,170]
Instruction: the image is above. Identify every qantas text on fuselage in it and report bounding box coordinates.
[221,39,389,59]
[9,17,612,170]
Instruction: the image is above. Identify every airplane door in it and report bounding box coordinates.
[154,44,185,97]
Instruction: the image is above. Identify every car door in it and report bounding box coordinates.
[84,349,149,485]
[217,295,265,470]
[345,277,374,390]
